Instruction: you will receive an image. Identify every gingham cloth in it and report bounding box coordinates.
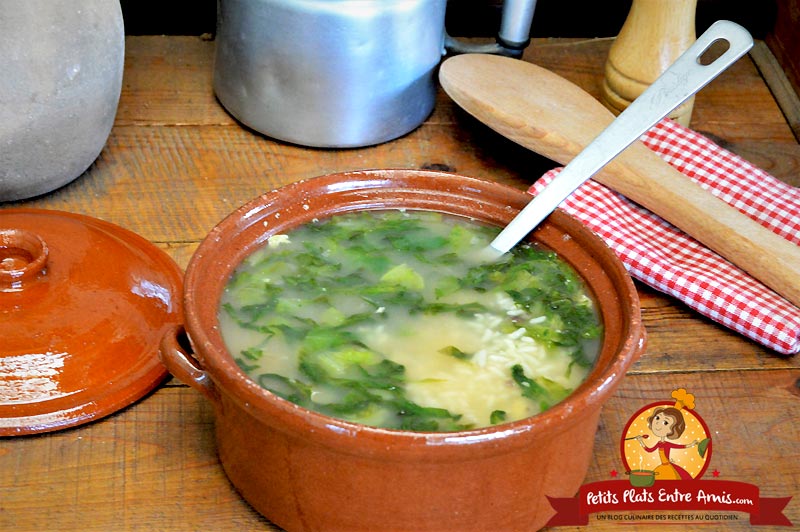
[530,118,800,355]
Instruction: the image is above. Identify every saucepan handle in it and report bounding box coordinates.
[445,0,537,57]
[159,324,219,403]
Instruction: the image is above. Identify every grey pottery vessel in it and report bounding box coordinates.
[0,0,124,201]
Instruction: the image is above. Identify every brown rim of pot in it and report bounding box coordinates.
[183,169,646,458]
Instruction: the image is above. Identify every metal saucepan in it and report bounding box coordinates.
[213,0,537,148]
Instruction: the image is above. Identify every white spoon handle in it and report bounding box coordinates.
[490,20,754,254]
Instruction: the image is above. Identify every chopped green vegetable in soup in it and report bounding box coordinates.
[219,210,601,431]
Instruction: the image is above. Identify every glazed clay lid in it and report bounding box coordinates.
[0,209,183,436]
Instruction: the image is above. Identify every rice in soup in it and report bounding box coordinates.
[219,210,602,431]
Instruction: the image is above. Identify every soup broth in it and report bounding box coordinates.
[219,210,602,431]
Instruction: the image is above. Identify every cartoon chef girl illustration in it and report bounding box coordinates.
[634,389,700,480]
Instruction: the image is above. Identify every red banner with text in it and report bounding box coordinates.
[547,480,792,527]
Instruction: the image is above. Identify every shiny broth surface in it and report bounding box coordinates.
[219,210,601,431]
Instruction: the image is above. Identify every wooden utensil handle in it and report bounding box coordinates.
[599,142,800,308]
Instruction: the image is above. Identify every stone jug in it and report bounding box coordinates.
[0,0,124,201]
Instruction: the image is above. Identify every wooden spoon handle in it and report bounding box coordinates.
[603,137,800,309]
[439,54,800,308]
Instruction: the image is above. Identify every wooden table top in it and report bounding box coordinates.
[1,36,798,531]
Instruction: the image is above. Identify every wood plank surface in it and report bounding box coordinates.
[1,36,798,531]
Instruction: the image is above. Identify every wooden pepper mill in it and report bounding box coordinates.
[601,0,698,126]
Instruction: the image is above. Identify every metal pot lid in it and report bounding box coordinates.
[0,209,183,436]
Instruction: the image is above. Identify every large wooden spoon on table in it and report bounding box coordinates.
[440,23,800,309]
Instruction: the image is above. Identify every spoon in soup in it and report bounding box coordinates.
[462,20,753,257]
[442,22,800,308]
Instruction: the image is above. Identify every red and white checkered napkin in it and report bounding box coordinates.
[530,118,800,354]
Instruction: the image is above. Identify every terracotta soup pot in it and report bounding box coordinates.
[160,170,646,531]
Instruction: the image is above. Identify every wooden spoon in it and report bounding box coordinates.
[439,32,800,308]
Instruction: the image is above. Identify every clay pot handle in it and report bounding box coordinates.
[159,324,218,402]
